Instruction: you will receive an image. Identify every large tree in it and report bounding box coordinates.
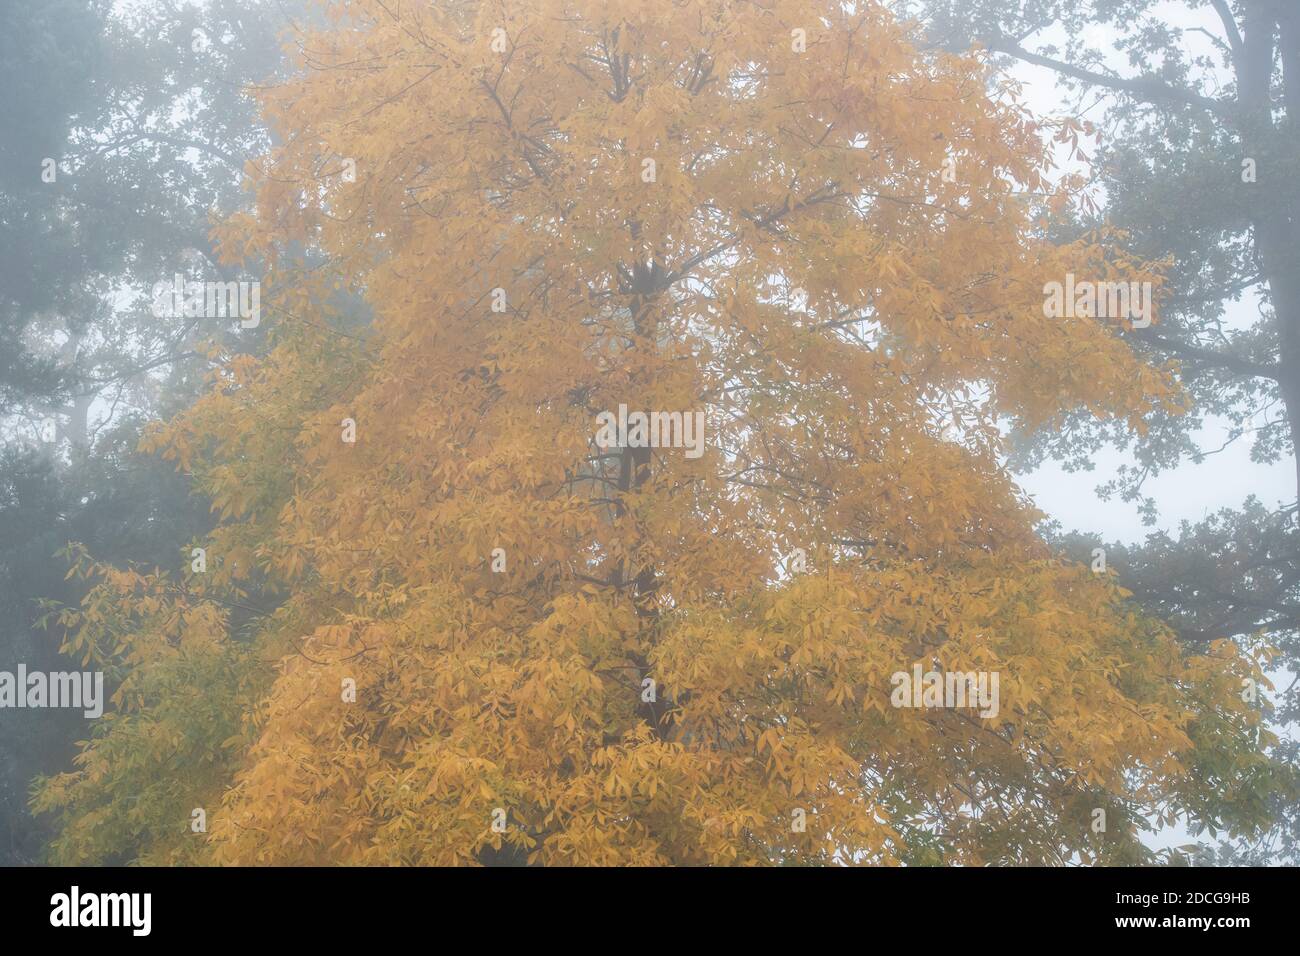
[35,0,1285,865]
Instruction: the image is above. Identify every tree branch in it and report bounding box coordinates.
[1129,327,1280,380]
[982,35,1236,122]
[1210,0,1245,63]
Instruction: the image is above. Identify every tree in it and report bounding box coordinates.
[0,0,102,412]
[1,0,311,863]
[35,0,1286,866]
[8,0,313,449]
[893,0,1300,862]
[0,0,106,863]
[0,427,213,863]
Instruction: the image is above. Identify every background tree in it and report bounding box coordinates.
[0,0,102,412]
[890,0,1300,864]
[33,0,1286,866]
[0,0,312,863]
